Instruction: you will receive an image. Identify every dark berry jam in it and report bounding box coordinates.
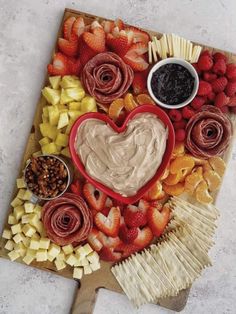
[151,63,195,106]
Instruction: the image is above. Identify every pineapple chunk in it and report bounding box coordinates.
[11,223,22,235]
[57,112,69,129]
[39,137,51,146]
[40,123,58,140]
[5,240,14,251]
[42,115,49,123]
[65,119,75,135]
[68,110,83,120]
[11,197,23,208]
[61,147,71,158]
[55,144,62,152]
[58,104,68,111]
[55,133,69,147]
[33,151,42,157]
[49,76,61,89]
[8,214,17,225]
[14,206,24,221]
[48,105,60,126]
[42,142,58,155]
[55,259,66,271]
[43,106,49,117]
[16,178,26,189]
[66,87,85,101]
[8,250,20,261]
[2,229,12,240]
[60,75,82,89]
[81,96,97,112]
[60,88,73,105]
[73,267,83,279]
[69,102,81,110]
[42,87,60,105]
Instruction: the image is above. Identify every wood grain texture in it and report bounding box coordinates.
[0,7,235,314]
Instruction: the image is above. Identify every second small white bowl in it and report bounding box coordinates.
[147,58,199,109]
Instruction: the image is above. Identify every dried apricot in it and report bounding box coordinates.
[195,180,213,204]
[163,182,185,196]
[209,156,226,177]
[160,167,170,180]
[136,94,155,105]
[169,155,195,175]
[163,171,182,186]
[171,142,185,159]
[203,170,221,192]
[108,98,124,120]
[144,181,165,201]
[124,93,138,111]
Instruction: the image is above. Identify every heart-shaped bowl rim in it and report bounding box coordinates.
[69,104,175,204]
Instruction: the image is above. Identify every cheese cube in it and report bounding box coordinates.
[80,257,89,266]
[26,248,36,258]
[14,242,27,257]
[8,250,20,261]
[11,197,23,208]
[57,252,66,261]
[73,267,83,280]
[4,240,14,251]
[29,239,40,250]
[11,223,22,235]
[65,254,77,266]
[23,254,34,265]
[13,233,24,244]
[83,243,93,255]
[31,233,40,240]
[47,254,55,262]
[36,249,48,262]
[22,190,33,201]
[8,214,17,225]
[28,213,39,226]
[87,251,99,264]
[75,246,87,260]
[14,206,25,221]
[2,229,12,240]
[22,235,30,247]
[74,259,82,267]
[24,202,34,213]
[22,224,36,237]
[55,259,66,271]
[21,214,30,224]
[62,244,73,255]
[90,262,101,272]
[83,265,92,275]
[33,220,44,235]
[34,204,42,219]
[16,189,26,200]
[48,244,61,258]
[39,238,50,249]
[16,178,26,189]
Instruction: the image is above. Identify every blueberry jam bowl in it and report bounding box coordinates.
[147,58,199,109]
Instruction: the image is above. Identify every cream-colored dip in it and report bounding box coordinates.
[75,113,168,197]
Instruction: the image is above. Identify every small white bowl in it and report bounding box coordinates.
[147,58,199,109]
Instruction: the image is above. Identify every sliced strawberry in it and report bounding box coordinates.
[99,246,122,262]
[138,199,150,213]
[83,182,107,211]
[105,197,113,208]
[118,224,138,244]
[114,18,125,30]
[47,52,70,76]
[133,226,153,249]
[68,57,81,75]
[87,228,103,252]
[115,242,139,258]
[94,207,120,237]
[147,205,170,237]
[83,27,106,52]
[72,16,85,38]
[98,231,121,248]
[101,20,115,33]
[58,36,78,57]
[132,70,148,94]
[70,179,82,195]
[78,40,97,66]
[125,26,150,44]
[63,16,76,40]
[123,204,147,228]
[106,33,130,57]
[123,42,149,71]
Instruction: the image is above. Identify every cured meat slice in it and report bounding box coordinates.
[82,52,134,104]
[185,105,232,158]
[42,193,92,246]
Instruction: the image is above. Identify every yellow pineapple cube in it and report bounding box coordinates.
[42,87,60,106]
[81,96,97,112]
[32,151,42,157]
[39,123,58,140]
[68,110,83,120]
[66,87,85,101]
[60,88,73,105]
[69,102,81,110]
[60,75,82,89]
[48,105,60,126]
[43,107,49,117]
[55,133,69,147]
[65,119,75,135]
[42,142,58,155]
[42,115,49,123]
[57,112,69,129]
[49,76,61,89]
[39,137,50,146]
[61,147,71,158]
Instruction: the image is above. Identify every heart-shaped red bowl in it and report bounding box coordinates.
[69,104,175,204]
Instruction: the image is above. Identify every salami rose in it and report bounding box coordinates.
[185,105,232,158]
[82,52,134,104]
[42,193,92,246]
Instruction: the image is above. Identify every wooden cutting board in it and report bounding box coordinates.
[0,7,236,314]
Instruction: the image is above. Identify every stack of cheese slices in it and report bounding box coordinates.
[111,196,219,307]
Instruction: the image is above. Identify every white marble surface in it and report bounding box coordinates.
[0,0,236,313]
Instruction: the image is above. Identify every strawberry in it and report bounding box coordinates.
[114,18,125,30]
[212,59,226,75]
[87,228,103,251]
[105,197,113,208]
[119,225,138,244]
[132,70,148,94]
[149,200,162,210]
[115,242,139,258]
[182,106,195,119]
[192,63,201,75]
[83,27,106,52]
[226,63,236,80]
[227,96,236,107]
[100,206,112,217]
[211,77,228,93]
[169,109,182,122]
[83,182,107,211]
[47,52,70,76]
[78,40,97,66]
[94,207,120,237]
[70,179,82,195]
[213,52,227,62]
[191,96,206,110]
[98,232,122,248]
[125,26,150,44]
[106,33,130,57]
[63,16,76,40]
[101,20,115,33]
[197,80,212,96]
[214,92,229,108]
[219,105,230,114]
[173,120,187,130]
[138,199,150,212]
[123,205,147,228]
[175,129,186,142]
[225,81,236,97]
[147,205,170,237]
[58,36,78,57]
[72,16,85,38]
[123,42,149,71]
[68,57,81,75]
[99,246,122,262]
[203,72,217,82]
[207,91,216,102]
[133,226,153,249]
[197,55,213,71]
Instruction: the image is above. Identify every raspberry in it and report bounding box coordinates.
[225,81,236,97]
[227,96,236,107]
[219,106,230,114]
[203,72,217,82]
[192,63,201,75]
[201,50,211,57]
[190,96,206,110]
[213,52,227,62]
[212,59,226,75]
[169,109,182,122]
[182,106,195,119]
[173,120,187,130]
[197,80,212,96]
[226,63,236,80]
[197,55,213,71]
[211,77,228,93]
[207,91,216,102]
[230,106,236,114]
[175,129,186,142]
[214,92,229,108]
